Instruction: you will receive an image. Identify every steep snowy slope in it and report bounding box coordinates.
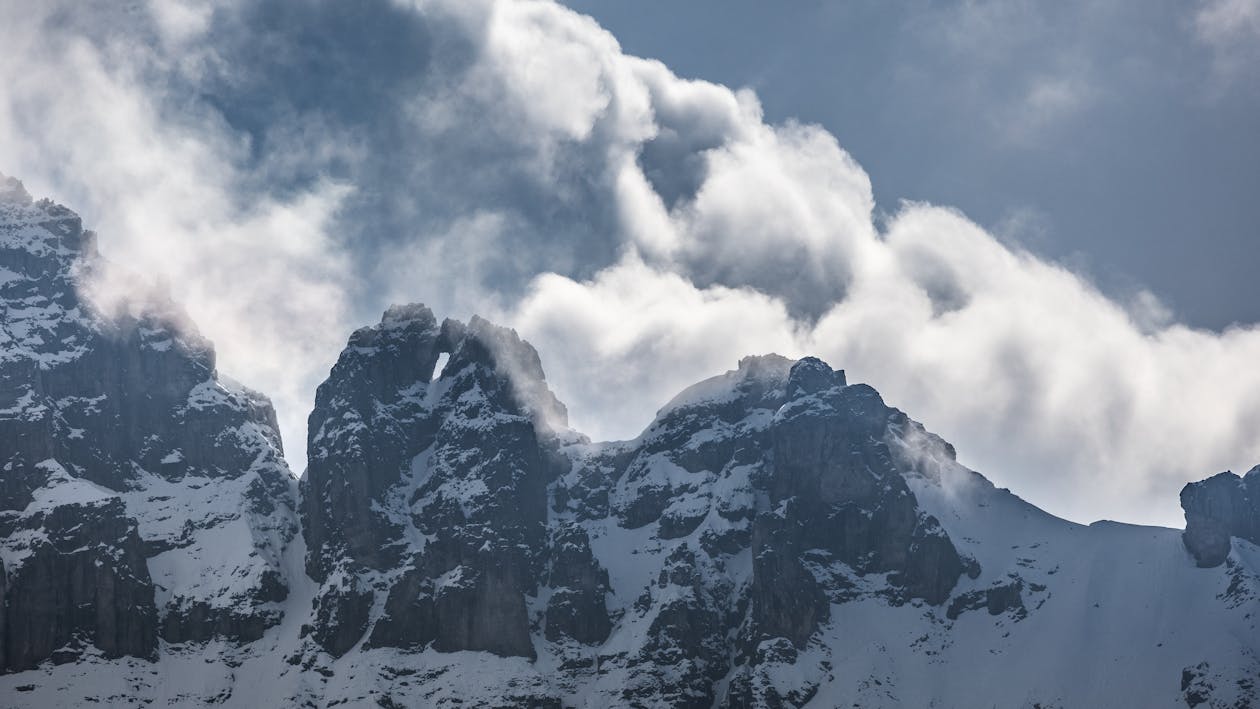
[1,176,1258,707]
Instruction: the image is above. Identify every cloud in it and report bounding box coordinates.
[0,0,357,471]
[3,0,1259,526]
[1197,0,1260,46]
[1196,0,1260,80]
[506,254,805,442]
[902,0,1101,144]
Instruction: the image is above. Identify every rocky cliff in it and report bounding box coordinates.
[0,177,298,674]
[2,178,1260,708]
[301,305,567,662]
[1181,467,1260,568]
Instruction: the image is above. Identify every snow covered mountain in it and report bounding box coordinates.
[0,176,297,677]
[1,178,1259,707]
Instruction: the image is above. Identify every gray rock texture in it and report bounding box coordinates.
[301,306,573,660]
[0,499,157,670]
[1181,466,1260,567]
[0,179,297,671]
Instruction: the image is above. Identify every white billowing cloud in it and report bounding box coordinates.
[440,0,1260,526]
[512,197,1260,526]
[507,254,805,441]
[3,0,1259,526]
[0,1,356,469]
[668,118,877,314]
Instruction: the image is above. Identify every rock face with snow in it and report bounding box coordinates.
[1181,467,1260,567]
[0,178,297,673]
[301,305,569,662]
[543,353,970,706]
[3,178,1260,708]
[1,498,156,671]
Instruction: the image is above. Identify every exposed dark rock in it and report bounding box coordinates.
[617,481,676,530]
[161,568,288,644]
[1182,663,1210,708]
[301,304,445,579]
[901,515,967,605]
[784,355,846,398]
[1178,661,1257,708]
[632,545,733,709]
[767,361,964,609]
[657,505,708,539]
[0,557,6,671]
[365,535,541,660]
[750,508,829,649]
[366,534,538,658]
[1,185,298,654]
[303,307,569,660]
[311,578,374,658]
[946,577,1026,621]
[409,531,537,658]
[1181,467,1260,567]
[365,563,435,651]
[699,526,751,557]
[0,499,157,671]
[544,523,611,644]
[430,560,535,658]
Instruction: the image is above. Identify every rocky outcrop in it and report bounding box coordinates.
[547,352,967,705]
[750,507,829,648]
[300,304,447,578]
[160,566,289,645]
[0,499,157,671]
[544,523,612,644]
[1180,660,1260,708]
[301,306,573,660]
[1181,467,1260,567]
[946,576,1026,621]
[309,576,374,658]
[767,360,964,607]
[0,178,297,670]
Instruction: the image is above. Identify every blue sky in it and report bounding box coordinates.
[1,0,1258,526]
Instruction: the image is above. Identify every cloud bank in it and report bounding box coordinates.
[2,0,1257,524]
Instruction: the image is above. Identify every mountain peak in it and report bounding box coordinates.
[786,355,847,398]
[380,302,438,328]
[0,173,32,206]
[0,184,298,676]
[6,192,1260,708]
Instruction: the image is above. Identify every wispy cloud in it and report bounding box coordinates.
[0,0,358,470]
[1196,0,1260,81]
